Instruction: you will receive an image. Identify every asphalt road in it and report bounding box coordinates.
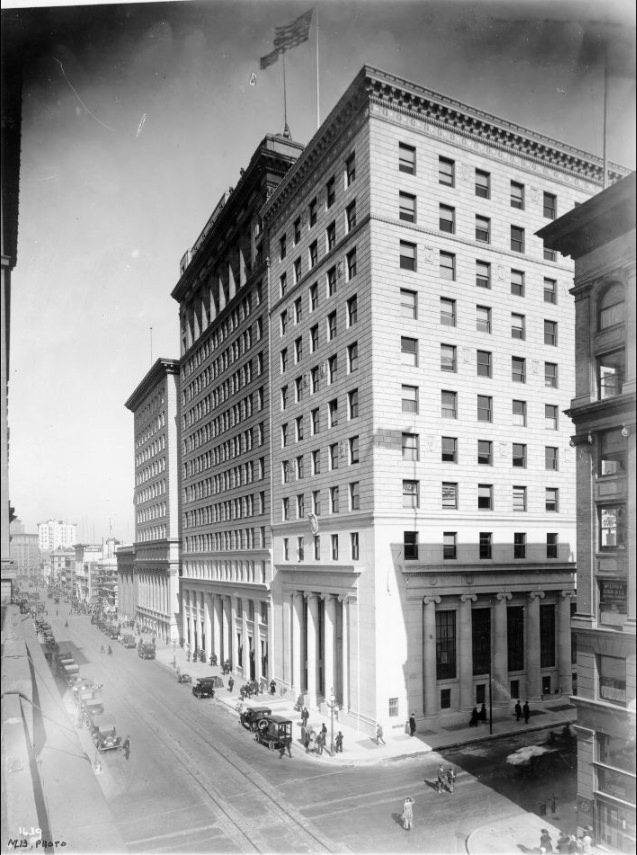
[45,608,576,854]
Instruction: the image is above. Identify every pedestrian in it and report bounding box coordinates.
[540,828,553,853]
[335,731,343,753]
[279,735,292,759]
[478,703,487,723]
[436,764,447,793]
[580,829,592,854]
[301,706,309,727]
[122,736,131,760]
[567,835,580,854]
[446,766,456,794]
[557,831,570,853]
[401,797,414,831]
[316,730,324,755]
[514,699,522,721]
[523,700,530,724]
[409,712,416,737]
[228,676,234,693]
[269,679,276,695]
[469,707,479,727]
[376,723,385,745]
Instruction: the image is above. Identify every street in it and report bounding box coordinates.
[49,609,576,854]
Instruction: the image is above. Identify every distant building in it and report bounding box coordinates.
[9,519,41,579]
[38,519,77,551]
[73,543,103,604]
[539,172,636,851]
[50,546,75,593]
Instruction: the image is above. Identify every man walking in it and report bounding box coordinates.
[122,736,131,760]
[376,723,385,745]
[523,700,531,724]
[409,712,416,737]
[401,797,414,831]
[436,764,447,793]
[514,699,522,721]
[279,736,292,759]
[301,706,309,728]
[335,731,344,753]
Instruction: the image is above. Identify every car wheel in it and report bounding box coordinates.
[257,718,268,732]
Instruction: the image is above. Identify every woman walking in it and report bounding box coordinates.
[401,797,414,831]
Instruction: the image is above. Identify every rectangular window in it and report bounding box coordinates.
[279,233,287,259]
[347,247,357,279]
[545,362,558,388]
[476,260,491,289]
[547,532,559,559]
[511,226,525,253]
[280,272,287,297]
[544,278,557,304]
[440,343,456,372]
[311,366,319,393]
[294,257,302,284]
[281,385,288,410]
[403,479,420,509]
[477,350,492,377]
[512,399,527,426]
[442,390,457,419]
[513,485,527,512]
[326,221,336,251]
[294,336,303,362]
[347,295,358,326]
[600,427,626,476]
[328,354,338,383]
[295,376,303,402]
[345,152,355,186]
[296,455,304,479]
[402,337,418,367]
[440,297,456,326]
[327,266,337,296]
[512,443,527,468]
[543,192,557,220]
[440,251,456,280]
[311,449,320,475]
[598,655,626,706]
[349,481,360,510]
[442,482,458,510]
[399,192,416,223]
[294,217,301,244]
[280,348,288,373]
[479,531,492,559]
[477,394,492,422]
[328,399,338,428]
[311,407,319,434]
[402,385,419,414]
[326,176,335,208]
[507,606,525,670]
[540,604,556,666]
[330,486,339,514]
[512,357,526,383]
[475,169,490,198]
[441,436,457,463]
[309,197,317,226]
[404,531,418,560]
[476,305,491,333]
[478,440,493,465]
[282,497,289,520]
[478,484,493,510]
[436,611,457,680]
[545,404,558,430]
[348,342,359,373]
[544,320,558,346]
[511,269,525,297]
[511,313,525,340]
[510,181,525,209]
[346,200,357,231]
[443,532,457,560]
[472,608,491,674]
[309,240,318,268]
[401,288,417,319]
[475,215,491,243]
[295,415,304,441]
[348,389,359,419]
[399,142,416,174]
[439,156,455,186]
[514,533,526,559]
[327,311,337,340]
[403,432,419,461]
[400,241,417,271]
[598,350,625,399]
[330,533,338,560]
[599,505,625,551]
[349,436,359,464]
[314,535,320,560]
[544,247,556,261]
[283,538,289,560]
[310,324,318,352]
[440,204,455,234]
[545,446,559,471]
[350,532,360,560]
[545,488,559,512]
[294,297,302,324]
[297,495,305,519]
[310,282,318,310]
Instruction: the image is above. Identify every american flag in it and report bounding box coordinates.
[273,9,313,52]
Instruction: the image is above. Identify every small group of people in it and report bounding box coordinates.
[554,828,593,854]
[469,704,488,726]
[303,722,328,754]
[435,764,456,794]
[514,698,531,724]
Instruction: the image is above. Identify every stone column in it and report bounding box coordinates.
[306,593,319,706]
[204,593,213,661]
[181,588,188,645]
[526,591,545,700]
[213,595,222,660]
[323,594,336,702]
[223,596,232,665]
[292,593,303,696]
[423,596,441,717]
[558,591,575,695]
[459,594,477,711]
[231,597,240,675]
[253,601,262,685]
[339,595,350,711]
[494,593,512,704]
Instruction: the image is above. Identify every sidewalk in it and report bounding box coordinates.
[152,638,577,764]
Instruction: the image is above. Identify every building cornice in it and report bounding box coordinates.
[124,358,179,412]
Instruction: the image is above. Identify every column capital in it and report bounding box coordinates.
[497,592,513,602]
[338,593,350,603]
[459,594,477,603]
[424,596,442,606]
[528,591,546,601]
[561,590,576,599]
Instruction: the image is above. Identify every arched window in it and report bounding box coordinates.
[599,282,624,330]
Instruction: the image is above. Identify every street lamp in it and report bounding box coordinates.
[326,688,337,756]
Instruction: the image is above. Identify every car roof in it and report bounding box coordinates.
[195,677,215,684]
[245,706,272,714]
[267,714,292,724]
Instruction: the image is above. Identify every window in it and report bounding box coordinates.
[442,482,458,510]
[310,324,318,352]
[507,607,525,671]
[350,481,360,510]
[309,240,318,268]
[346,248,357,279]
[544,246,556,262]
[441,390,457,419]
[510,181,524,209]
[439,204,455,234]
[545,488,559,512]
[511,225,525,253]
[308,199,318,226]
[402,337,418,367]
[400,241,417,271]
[476,215,490,243]
[311,366,319,393]
[598,655,626,706]
[310,282,318,310]
[294,217,301,244]
[283,538,289,560]
[295,376,303,402]
[599,427,626,476]
[599,283,624,329]
[331,534,339,560]
[443,532,457,560]
[330,486,339,513]
[514,533,526,559]
[511,313,525,340]
[402,385,419,414]
[440,297,456,326]
[403,480,420,509]
[328,399,338,428]
[440,344,456,372]
[599,505,625,550]
[282,497,289,519]
[400,289,417,319]
[544,278,557,304]
[346,200,357,231]
[294,257,302,284]
[472,609,491,674]
[440,251,456,280]
[296,455,304,479]
[476,305,491,333]
[439,156,455,186]
[326,221,336,251]
[477,350,492,377]
[545,404,558,430]
[282,460,290,484]
[540,604,556,667]
[475,169,490,198]
[404,531,418,560]
[436,611,457,680]
[345,152,356,186]
[297,494,305,518]
[347,295,358,326]
[512,400,527,426]
[328,354,338,383]
[403,432,419,461]
[295,416,304,441]
[512,357,526,383]
[311,407,319,434]
[280,348,288,373]
[545,446,559,471]
[479,532,492,559]
[598,350,625,399]
[348,342,359,373]
[511,269,525,297]
[477,394,492,422]
[441,436,457,463]
[294,336,303,362]
[280,272,288,297]
[293,297,302,324]
[348,389,359,419]
[478,440,493,465]
[399,192,416,223]
[399,142,416,174]
[544,320,558,346]
[314,535,320,560]
[545,362,558,388]
[512,443,526,468]
[478,484,493,510]
[297,536,305,561]
[543,192,557,220]
[281,385,288,410]
[327,311,337,340]
[476,260,491,288]
[513,485,527,512]
[311,449,320,475]
[279,233,287,259]
[326,176,335,208]
[327,266,337,296]
[350,532,360,560]
[349,436,359,464]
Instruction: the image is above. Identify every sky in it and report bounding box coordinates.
[3,0,635,545]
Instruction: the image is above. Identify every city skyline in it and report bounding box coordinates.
[4,0,635,543]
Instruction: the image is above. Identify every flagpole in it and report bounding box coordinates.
[282,50,289,135]
[316,5,320,129]
[602,48,608,190]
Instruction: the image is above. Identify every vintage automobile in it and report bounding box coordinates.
[137,641,156,659]
[240,705,273,731]
[253,715,294,751]
[177,672,192,684]
[89,714,122,752]
[81,698,105,725]
[120,634,136,648]
[192,677,216,699]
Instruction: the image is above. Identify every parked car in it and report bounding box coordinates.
[253,715,294,751]
[192,678,216,699]
[138,641,156,659]
[120,634,136,648]
[240,705,273,731]
[89,714,121,752]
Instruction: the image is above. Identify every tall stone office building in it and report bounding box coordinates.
[171,66,628,733]
[539,173,635,851]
